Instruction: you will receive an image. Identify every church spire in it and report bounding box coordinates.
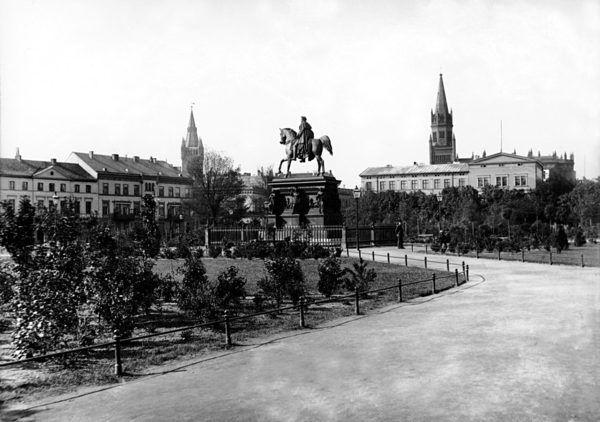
[181,105,204,176]
[185,108,200,148]
[435,74,449,115]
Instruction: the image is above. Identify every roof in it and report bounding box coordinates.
[469,152,542,165]
[70,152,187,179]
[0,158,94,180]
[360,163,469,177]
[435,74,449,115]
[183,109,202,148]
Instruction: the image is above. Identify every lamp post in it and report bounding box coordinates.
[353,186,361,250]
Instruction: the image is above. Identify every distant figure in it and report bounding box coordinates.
[439,230,449,249]
[395,219,404,249]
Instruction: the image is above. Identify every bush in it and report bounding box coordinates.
[317,256,347,298]
[574,228,586,247]
[302,244,330,260]
[176,255,219,322]
[259,256,306,307]
[344,258,377,293]
[214,266,247,307]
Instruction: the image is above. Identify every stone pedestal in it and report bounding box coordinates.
[266,173,342,227]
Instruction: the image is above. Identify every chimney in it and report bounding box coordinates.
[51,158,57,165]
[112,154,119,161]
[89,151,94,159]
[134,156,139,162]
[15,148,21,161]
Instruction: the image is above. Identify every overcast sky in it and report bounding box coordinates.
[1,0,599,188]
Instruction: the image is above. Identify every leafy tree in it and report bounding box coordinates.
[185,149,245,226]
[176,253,218,321]
[345,258,377,293]
[317,256,347,298]
[259,257,305,307]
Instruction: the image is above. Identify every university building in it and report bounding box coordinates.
[360,74,573,194]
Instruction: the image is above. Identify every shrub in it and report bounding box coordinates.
[344,258,377,293]
[214,266,247,307]
[317,256,347,298]
[259,256,306,307]
[176,255,219,322]
[208,245,222,259]
[302,244,330,260]
[574,228,586,247]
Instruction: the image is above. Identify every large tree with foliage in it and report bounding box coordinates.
[185,149,245,226]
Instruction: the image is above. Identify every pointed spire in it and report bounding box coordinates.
[435,74,449,115]
[185,107,201,148]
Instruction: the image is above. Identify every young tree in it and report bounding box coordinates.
[185,149,245,226]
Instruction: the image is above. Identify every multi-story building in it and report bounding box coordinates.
[66,151,193,237]
[359,74,561,194]
[0,150,97,214]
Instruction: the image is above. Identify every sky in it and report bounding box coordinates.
[1,0,599,188]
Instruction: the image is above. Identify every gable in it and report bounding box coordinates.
[33,166,73,179]
[471,153,538,166]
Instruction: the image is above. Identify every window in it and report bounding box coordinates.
[37,200,44,210]
[60,183,66,192]
[159,203,165,216]
[134,185,140,196]
[7,199,15,209]
[86,185,92,193]
[74,201,81,214]
[411,180,418,190]
[478,176,491,187]
[495,176,508,187]
[159,186,164,197]
[444,179,450,188]
[515,175,528,186]
[21,181,28,190]
[184,188,190,198]
[439,131,445,138]
[133,201,140,215]
[85,201,92,214]
[74,184,80,193]
[379,181,385,191]
[175,187,180,197]
[49,183,55,192]
[9,181,15,190]
[400,180,407,190]
[168,187,174,197]
[123,184,129,196]
[389,181,395,190]
[145,182,154,192]
[102,200,109,216]
[103,183,109,195]
[365,182,372,190]
[422,180,429,189]
[434,179,441,189]
[458,178,465,187]
[37,182,44,191]
[114,184,121,195]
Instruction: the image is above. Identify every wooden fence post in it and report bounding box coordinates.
[466,265,469,281]
[550,251,553,266]
[397,278,403,302]
[424,256,427,269]
[462,261,465,277]
[446,259,450,272]
[432,273,436,294]
[354,288,360,315]
[114,329,123,376]
[405,254,408,267]
[387,253,390,264]
[455,268,459,287]
[224,310,232,347]
[372,251,375,261]
[299,296,305,328]
[498,249,501,261]
[425,244,428,254]
[581,254,584,268]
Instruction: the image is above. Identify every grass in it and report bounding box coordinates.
[412,241,600,267]
[0,256,462,405]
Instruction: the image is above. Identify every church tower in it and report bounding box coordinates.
[429,74,456,164]
[180,107,204,176]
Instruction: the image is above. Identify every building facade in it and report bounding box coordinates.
[467,152,544,191]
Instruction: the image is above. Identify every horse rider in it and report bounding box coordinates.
[293,116,314,163]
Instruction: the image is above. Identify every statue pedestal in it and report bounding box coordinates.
[267,173,342,227]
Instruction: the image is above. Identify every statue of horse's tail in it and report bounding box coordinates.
[320,136,333,155]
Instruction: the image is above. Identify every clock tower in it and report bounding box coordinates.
[429,74,456,164]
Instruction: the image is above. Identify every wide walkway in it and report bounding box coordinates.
[6,247,600,421]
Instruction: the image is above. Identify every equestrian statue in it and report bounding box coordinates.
[278,116,333,177]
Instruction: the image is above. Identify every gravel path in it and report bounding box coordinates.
[4,247,599,422]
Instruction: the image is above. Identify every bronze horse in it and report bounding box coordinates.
[278,128,333,177]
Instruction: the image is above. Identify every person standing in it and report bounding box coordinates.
[395,219,404,249]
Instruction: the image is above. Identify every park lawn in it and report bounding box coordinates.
[0,256,461,405]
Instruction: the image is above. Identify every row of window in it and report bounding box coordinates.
[101,183,190,198]
[7,181,93,193]
[100,200,182,217]
[477,175,528,187]
[370,178,466,191]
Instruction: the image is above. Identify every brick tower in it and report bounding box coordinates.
[180,107,204,176]
[429,74,457,164]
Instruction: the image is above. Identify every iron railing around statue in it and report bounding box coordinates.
[344,225,397,249]
[206,225,344,247]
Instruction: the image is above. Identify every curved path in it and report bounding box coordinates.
[6,247,600,421]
